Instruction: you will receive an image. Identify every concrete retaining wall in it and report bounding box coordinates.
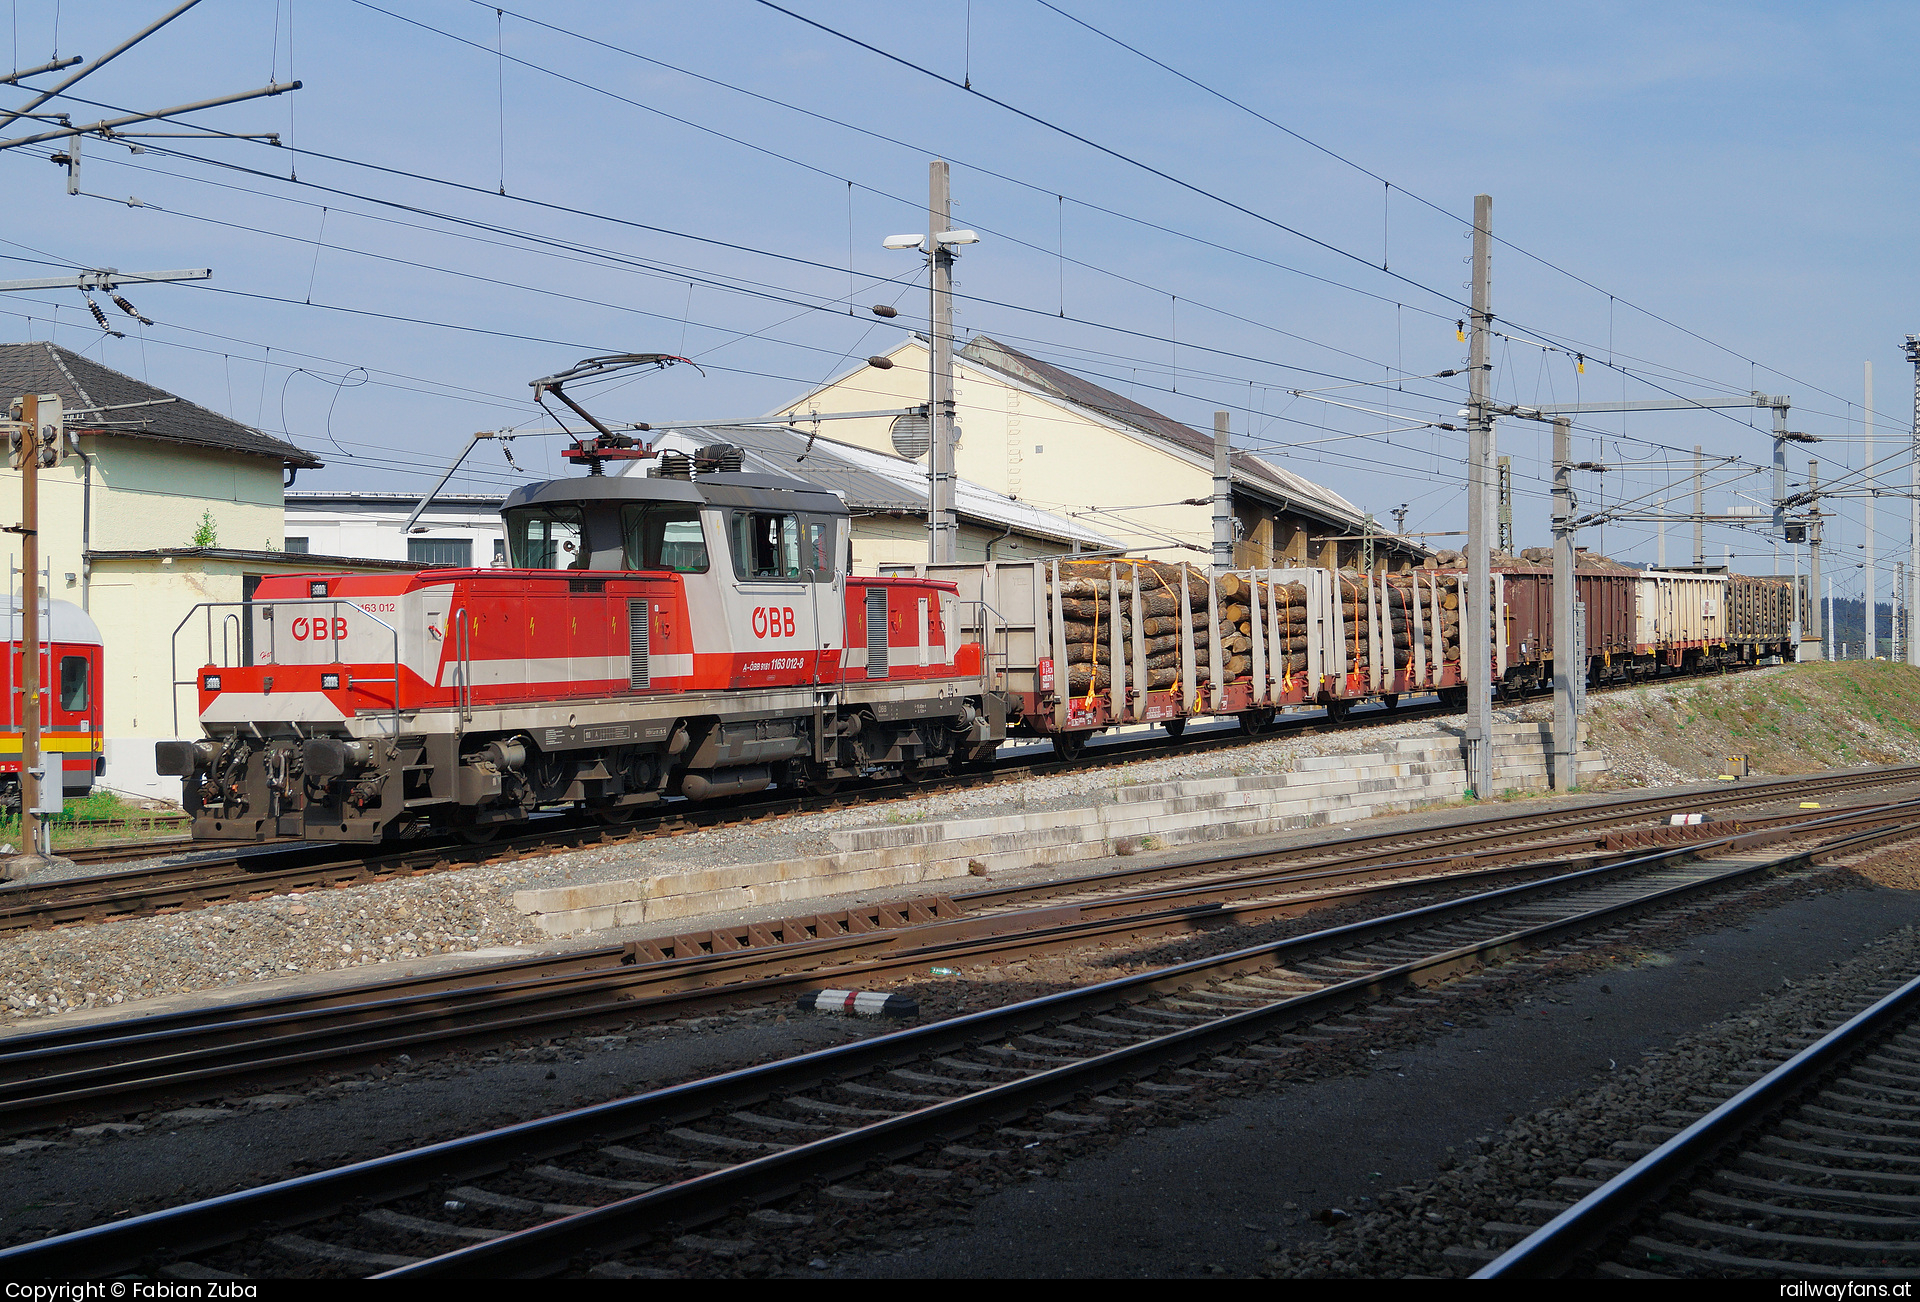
[512,724,1607,936]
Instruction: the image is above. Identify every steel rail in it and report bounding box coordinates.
[1,809,1910,1278]
[6,753,1912,940]
[0,791,1912,1133]
[0,703,1409,930]
[378,815,1920,1278]
[1476,968,1920,1279]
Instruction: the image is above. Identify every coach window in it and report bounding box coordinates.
[60,655,89,712]
[621,504,710,572]
[505,505,586,569]
[730,511,802,580]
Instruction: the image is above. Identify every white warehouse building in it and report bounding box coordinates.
[283,492,507,567]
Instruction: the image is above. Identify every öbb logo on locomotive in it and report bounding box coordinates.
[751,606,796,639]
[288,616,351,641]
[154,440,1798,847]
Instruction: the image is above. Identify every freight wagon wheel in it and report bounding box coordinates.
[1382,694,1399,711]
[1051,733,1087,762]
[1238,708,1276,737]
[1161,718,1187,741]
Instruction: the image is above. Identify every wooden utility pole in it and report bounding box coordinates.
[1465,194,1494,798]
[5,391,57,875]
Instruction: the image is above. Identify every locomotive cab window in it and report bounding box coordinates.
[730,511,803,580]
[621,504,709,572]
[806,518,837,581]
[59,655,88,712]
[505,505,586,569]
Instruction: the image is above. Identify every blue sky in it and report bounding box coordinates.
[2,1,1914,596]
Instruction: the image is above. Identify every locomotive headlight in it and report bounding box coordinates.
[203,675,221,691]
[322,673,341,690]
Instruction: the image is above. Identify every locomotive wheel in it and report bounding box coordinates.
[807,779,844,797]
[593,805,642,826]
[1051,732,1087,762]
[455,823,500,844]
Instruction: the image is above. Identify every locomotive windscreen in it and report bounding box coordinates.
[506,504,585,569]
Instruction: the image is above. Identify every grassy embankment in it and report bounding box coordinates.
[1580,660,1920,787]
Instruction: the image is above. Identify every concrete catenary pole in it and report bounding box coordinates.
[1907,335,1920,666]
[1551,417,1577,791]
[1465,194,1495,798]
[1826,574,1834,663]
[1866,361,1876,656]
[1692,445,1705,568]
[927,161,957,564]
[1809,459,1824,658]
[1212,410,1233,569]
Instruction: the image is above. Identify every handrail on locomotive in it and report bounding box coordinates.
[170,596,404,736]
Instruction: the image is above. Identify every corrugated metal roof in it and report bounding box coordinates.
[957,336,1373,531]
[0,341,322,468]
[634,425,1117,547]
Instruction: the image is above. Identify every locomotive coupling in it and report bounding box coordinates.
[302,736,374,778]
[154,739,219,777]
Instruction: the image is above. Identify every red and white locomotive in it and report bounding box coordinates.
[158,446,994,843]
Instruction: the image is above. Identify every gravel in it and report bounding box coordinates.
[0,710,1517,1024]
[1262,861,1920,1278]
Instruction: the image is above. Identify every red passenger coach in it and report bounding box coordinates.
[2,597,103,805]
[160,454,989,843]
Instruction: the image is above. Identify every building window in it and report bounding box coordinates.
[284,536,310,553]
[492,538,507,566]
[408,538,473,567]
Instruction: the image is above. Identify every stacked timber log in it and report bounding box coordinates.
[1051,562,1308,694]
[1051,562,1467,698]
[1340,572,1461,677]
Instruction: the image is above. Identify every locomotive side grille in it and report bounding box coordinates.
[628,600,650,689]
[570,577,606,594]
[865,588,889,680]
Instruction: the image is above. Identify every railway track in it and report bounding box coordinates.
[1479,968,1920,1279]
[0,656,1780,930]
[1,793,1914,1278]
[1,774,1914,1136]
[0,770,1915,1137]
[0,698,1441,932]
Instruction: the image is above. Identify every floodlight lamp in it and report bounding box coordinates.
[934,229,979,245]
[882,234,925,250]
